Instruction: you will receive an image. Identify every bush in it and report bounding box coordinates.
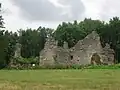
[4,62,120,70]
[85,64,120,69]
[16,57,39,64]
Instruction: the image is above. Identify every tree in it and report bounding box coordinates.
[0,3,7,68]
[95,17,120,63]
[0,3,4,28]
[106,17,120,63]
[4,31,18,65]
[54,21,85,48]
[54,19,103,48]
[18,28,40,58]
[18,27,53,58]
[79,18,104,35]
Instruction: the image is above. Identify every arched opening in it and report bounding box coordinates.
[91,53,101,65]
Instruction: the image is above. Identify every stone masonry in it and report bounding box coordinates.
[39,31,115,66]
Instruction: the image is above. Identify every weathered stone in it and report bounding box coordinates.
[63,41,69,49]
[54,47,71,66]
[9,43,22,67]
[102,43,115,65]
[70,31,104,65]
[39,31,115,66]
[39,36,57,66]
[14,43,21,58]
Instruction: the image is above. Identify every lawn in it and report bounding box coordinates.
[0,69,120,90]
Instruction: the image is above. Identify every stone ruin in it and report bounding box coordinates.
[9,43,22,67]
[39,31,115,66]
[14,43,22,58]
[9,31,115,67]
[9,43,38,67]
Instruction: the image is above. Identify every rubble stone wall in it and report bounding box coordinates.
[39,31,115,66]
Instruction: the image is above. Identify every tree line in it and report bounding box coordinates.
[0,3,120,68]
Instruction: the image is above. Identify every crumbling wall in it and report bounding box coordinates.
[101,43,115,65]
[39,37,72,66]
[14,43,22,58]
[70,31,104,65]
[54,47,71,66]
[39,31,115,66]
[39,36,57,66]
[9,43,22,67]
[54,41,71,65]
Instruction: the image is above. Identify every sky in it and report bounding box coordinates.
[1,0,120,32]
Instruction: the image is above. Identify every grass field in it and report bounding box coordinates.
[0,69,120,90]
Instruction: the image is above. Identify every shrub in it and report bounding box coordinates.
[16,57,39,64]
[4,61,120,70]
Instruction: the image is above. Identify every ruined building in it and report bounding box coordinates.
[39,31,115,66]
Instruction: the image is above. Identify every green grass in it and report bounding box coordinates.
[0,69,120,90]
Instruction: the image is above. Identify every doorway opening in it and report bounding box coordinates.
[91,53,101,65]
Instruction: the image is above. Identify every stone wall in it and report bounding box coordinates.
[101,43,115,65]
[14,43,22,58]
[9,43,22,67]
[39,36,57,66]
[39,36,72,66]
[39,31,115,66]
[70,31,104,65]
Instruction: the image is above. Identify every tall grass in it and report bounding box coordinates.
[0,69,120,90]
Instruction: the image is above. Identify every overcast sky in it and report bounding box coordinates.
[1,0,120,32]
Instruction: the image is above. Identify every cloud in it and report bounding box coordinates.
[99,0,120,21]
[11,0,85,22]
[82,0,120,21]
